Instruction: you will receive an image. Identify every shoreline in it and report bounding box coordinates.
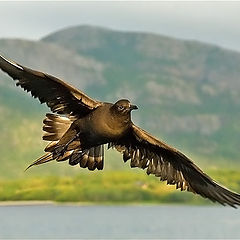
[0,200,212,207]
[0,201,102,206]
[0,201,156,206]
[0,201,56,206]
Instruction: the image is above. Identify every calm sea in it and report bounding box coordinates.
[0,205,240,239]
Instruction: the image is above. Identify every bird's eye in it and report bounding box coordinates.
[118,105,124,111]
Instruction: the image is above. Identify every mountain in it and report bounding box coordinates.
[1,25,240,178]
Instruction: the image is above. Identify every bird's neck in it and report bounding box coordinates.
[109,107,131,124]
[103,108,131,137]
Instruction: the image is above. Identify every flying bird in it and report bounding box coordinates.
[1,54,240,208]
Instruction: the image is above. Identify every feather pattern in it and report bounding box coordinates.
[26,112,104,171]
[43,113,73,142]
[113,125,240,208]
[0,55,102,117]
[68,145,104,170]
[26,145,104,171]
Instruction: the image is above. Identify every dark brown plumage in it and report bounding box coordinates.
[1,54,240,208]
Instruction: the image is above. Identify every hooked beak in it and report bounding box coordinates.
[130,104,138,111]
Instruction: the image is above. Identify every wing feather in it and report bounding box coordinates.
[0,55,102,117]
[113,124,240,208]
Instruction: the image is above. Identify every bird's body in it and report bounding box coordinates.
[1,54,240,207]
[40,101,134,170]
[39,101,134,170]
[78,101,132,144]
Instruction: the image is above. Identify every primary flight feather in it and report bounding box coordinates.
[1,54,240,208]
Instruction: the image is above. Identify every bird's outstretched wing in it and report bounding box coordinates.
[0,55,102,117]
[112,124,240,208]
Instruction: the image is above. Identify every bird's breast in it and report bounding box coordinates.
[86,106,130,142]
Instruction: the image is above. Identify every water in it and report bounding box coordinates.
[0,205,240,239]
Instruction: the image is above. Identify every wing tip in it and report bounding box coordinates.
[0,54,23,70]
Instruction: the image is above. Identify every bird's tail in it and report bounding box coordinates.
[25,145,105,171]
[68,145,104,170]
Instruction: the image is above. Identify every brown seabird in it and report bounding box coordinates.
[1,54,240,208]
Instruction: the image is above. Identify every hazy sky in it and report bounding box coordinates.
[1,1,240,52]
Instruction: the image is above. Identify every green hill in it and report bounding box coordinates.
[1,25,240,179]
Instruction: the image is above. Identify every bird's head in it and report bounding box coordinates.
[112,99,138,115]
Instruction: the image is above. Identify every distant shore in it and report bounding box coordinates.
[0,201,148,206]
[0,201,162,206]
[0,201,107,206]
[0,201,213,208]
[0,201,55,206]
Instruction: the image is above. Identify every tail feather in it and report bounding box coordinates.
[68,145,104,170]
[26,145,105,171]
[88,148,96,170]
[45,141,58,152]
[69,150,84,166]
[25,153,53,171]
[80,153,89,168]
[57,150,74,162]
[95,145,104,170]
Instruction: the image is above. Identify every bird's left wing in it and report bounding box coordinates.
[112,124,240,208]
[0,55,102,117]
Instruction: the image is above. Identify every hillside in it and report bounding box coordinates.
[1,25,240,179]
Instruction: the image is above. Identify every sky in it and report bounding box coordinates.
[1,1,240,52]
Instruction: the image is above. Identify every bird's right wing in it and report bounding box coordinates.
[0,54,102,117]
[112,124,240,208]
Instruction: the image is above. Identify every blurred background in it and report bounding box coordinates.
[1,1,240,239]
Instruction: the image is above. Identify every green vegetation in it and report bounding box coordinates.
[0,170,239,205]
